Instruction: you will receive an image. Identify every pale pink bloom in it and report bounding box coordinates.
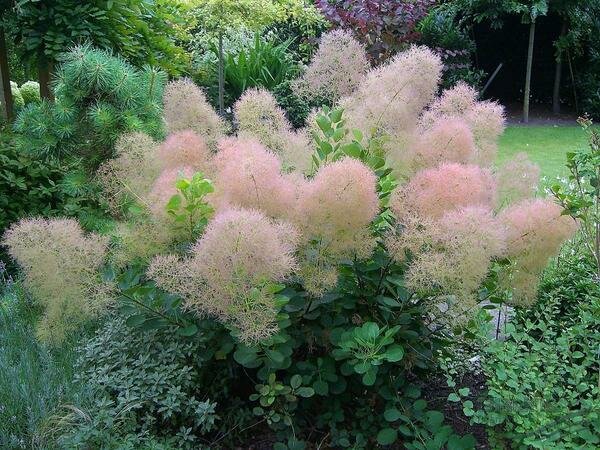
[293,29,369,103]
[212,137,296,219]
[146,166,196,221]
[294,158,379,295]
[411,117,476,170]
[163,78,227,149]
[498,198,577,306]
[496,152,541,204]
[388,207,505,299]
[2,218,114,343]
[343,46,442,151]
[392,163,497,220]
[97,132,160,214]
[234,88,314,173]
[149,208,298,343]
[157,130,212,173]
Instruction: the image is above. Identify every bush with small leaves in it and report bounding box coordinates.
[59,317,219,448]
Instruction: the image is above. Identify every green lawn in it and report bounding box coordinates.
[497,125,588,180]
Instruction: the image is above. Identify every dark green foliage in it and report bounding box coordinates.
[272,80,312,128]
[13,45,166,167]
[4,0,190,77]
[0,130,108,243]
[417,8,486,89]
[475,252,600,449]
[59,317,220,449]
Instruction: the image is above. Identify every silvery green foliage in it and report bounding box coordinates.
[62,317,217,448]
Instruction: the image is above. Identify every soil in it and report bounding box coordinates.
[503,101,580,126]
[422,371,491,450]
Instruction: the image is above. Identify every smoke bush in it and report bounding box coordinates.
[496,152,541,204]
[147,166,196,222]
[163,78,227,149]
[2,218,114,343]
[295,158,379,294]
[149,208,298,343]
[97,132,160,215]
[234,88,313,173]
[419,82,505,166]
[392,162,497,220]
[342,46,442,151]
[157,130,212,173]
[498,198,578,306]
[410,117,477,171]
[292,29,369,104]
[212,138,297,219]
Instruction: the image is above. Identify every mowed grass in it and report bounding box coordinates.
[497,125,588,180]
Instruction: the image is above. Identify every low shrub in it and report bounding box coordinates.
[474,252,600,449]
[58,317,223,449]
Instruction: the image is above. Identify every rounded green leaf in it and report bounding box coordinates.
[376,428,398,445]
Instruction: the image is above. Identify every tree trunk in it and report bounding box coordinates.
[0,26,13,122]
[523,19,536,124]
[218,33,224,116]
[552,22,567,115]
[38,56,54,101]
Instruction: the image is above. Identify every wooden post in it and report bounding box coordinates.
[218,33,224,115]
[552,22,567,115]
[0,25,13,122]
[523,19,536,124]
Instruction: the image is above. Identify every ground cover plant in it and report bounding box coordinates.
[0,34,584,449]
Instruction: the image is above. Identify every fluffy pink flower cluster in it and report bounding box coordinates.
[149,208,298,343]
[157,130,212,173]
[163,78,227,149]
[409,117,477,172]
[498,198,577,305]
[211,138,298,219]
[293,29,370,104]
[294,158,379,294]
[97,132,160,214]
[233,88,313,172]
[496,152,541,204]
[342,46,442,150]
[2,218,114,343]
[147,166,196,222]
[419,82,505,166]
[393,162,497,220]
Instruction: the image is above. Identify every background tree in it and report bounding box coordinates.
[450,0,549,123]
[2,0,189,100]
[0,1,13,121]
[316,0,436,62]
[191,0,284,115]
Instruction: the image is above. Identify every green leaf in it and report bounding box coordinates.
[177,323,198,337]
[290,374,302,389]
[233,345,259,367]
[295,387,315,398]
[384,408,403,422]
[376,428,398,445]
[448,393,461,402]
[362,369,377,386]
[313,379,329,395]
[125,314,146,327]
[385,345,404,362]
